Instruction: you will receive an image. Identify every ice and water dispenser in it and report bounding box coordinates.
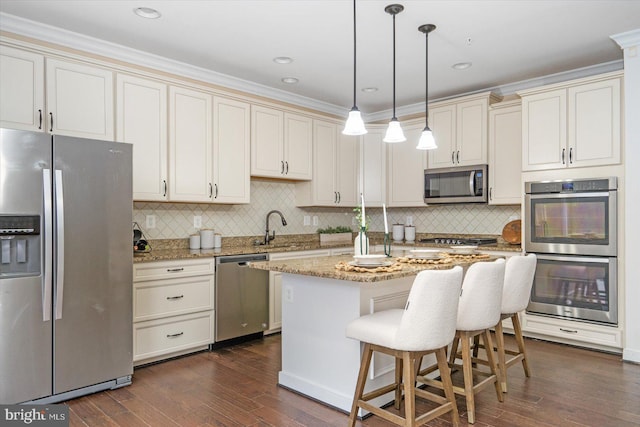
[0,215,41,277]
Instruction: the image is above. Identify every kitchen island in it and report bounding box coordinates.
[250,253,498,415]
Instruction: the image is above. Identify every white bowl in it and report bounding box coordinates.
[410,249,441,259]
[449,245,478,254]
[353,254,387,265]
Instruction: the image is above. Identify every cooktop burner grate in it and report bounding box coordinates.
[419,237,498,246]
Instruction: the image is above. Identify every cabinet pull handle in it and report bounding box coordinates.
[281,161,285,174]
[559,328,578,334]
[208,183,213,198]
[561,148,566,164]
[285,161,289,174]
[162,180,167,197]
[451,151,455,164]
[38,109,42,129]
[166,295,184,300]
[214,183,218,198]
[166,332,184,338]
[337,192,341,203]
[166,267,184,272]
[489,187,493,201]
[49,112,53,132]
[456,150,460,164]
[569,147,573,164]
[334,192,337,203]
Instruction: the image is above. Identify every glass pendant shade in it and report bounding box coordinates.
[416,126,437,150]
[383,118,406,143]
[342,107,367,135]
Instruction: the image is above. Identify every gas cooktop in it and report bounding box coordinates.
[418,237,498,246]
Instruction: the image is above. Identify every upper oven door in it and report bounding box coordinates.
[524,191,617,256]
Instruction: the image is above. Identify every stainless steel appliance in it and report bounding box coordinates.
[524,177,618,324]
[215,254,269,342]
[0,128,133,404]
[424,164,487,204]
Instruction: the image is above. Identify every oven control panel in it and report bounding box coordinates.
[526,177,617,194]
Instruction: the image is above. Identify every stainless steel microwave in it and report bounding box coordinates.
[424,164,487,204]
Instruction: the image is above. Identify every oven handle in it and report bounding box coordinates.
[526,192,611,199]
[533,254,613,264]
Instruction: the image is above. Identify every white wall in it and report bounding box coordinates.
[612,29,640,363]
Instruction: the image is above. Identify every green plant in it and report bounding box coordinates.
[316,225,352,234]
[352,207,370,233]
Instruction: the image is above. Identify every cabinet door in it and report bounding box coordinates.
[568,78,621,168]
[0,46,44,131]
[387,126,427,207]
[269,271,283,331]
[168,86,212,202]
[489,104,522,205]
[312,120,338,205]
[361,128,386,207]
[46,58,114,140]
[522,89,567,171]
[116,74,168,201]
[336,132,359,206]
[457,98,488,166]
[213,97,250,203]
[251,105,283,178]
[284,112,313,180]
[427,104,456,168]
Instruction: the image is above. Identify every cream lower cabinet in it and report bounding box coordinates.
[488,100,522,205]
[133,258,215,365]
[387,124,427,207]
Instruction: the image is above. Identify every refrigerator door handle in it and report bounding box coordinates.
[55,169,65,320]
[43,168,53,322]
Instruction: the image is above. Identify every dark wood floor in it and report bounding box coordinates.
[65,334,640,426]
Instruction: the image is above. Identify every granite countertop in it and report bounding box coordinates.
[133,233,522,263]
[248,253,501,283]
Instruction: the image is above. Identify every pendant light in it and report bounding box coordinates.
[342,0,367,135]
[416,24,437,150]
[383,4,406,143]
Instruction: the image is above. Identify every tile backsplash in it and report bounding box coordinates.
[134,180,521,239]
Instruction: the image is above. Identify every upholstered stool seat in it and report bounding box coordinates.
[346,266,464,427]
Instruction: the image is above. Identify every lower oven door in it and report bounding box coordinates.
[526,254,617,325]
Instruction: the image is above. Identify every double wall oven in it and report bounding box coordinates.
[524,177,617,325]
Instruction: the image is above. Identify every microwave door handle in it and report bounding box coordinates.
[469,171,475,196]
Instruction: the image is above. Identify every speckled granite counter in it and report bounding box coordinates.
[133,233,521,263]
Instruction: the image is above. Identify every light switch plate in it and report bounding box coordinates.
[312,216,319,226]
[303,215,310,226]
[194,215,202,228]
[146,215,156,229]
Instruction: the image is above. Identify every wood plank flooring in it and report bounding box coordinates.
[65,334,640,426]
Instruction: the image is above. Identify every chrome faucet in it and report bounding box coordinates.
[264,210,287,244]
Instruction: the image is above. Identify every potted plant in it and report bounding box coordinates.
[317,225,353,245]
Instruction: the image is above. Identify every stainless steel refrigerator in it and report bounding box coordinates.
[0,128,133,404]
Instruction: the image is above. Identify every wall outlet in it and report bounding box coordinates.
[312,216,319,226]
[193,215,202,228]
[145,215,156,229]
[406,216,413,226]
[303,215,311,226]
[284,286,294,303]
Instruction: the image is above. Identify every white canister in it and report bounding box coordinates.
[189,234,201,249]
[199,229,215,249]
[392,224,404,242]
[404,226,416,242]
[214,233,222,248]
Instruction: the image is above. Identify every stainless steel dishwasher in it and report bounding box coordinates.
[215,253,269,342]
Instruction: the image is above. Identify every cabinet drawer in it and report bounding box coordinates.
[133,311,214,361]
[134,275,214,322]
[134,258,215,281]
[522,314,621,348]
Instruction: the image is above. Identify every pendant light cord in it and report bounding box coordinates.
[352,0,357,108]
[424,29,428,121]
[392,12,397,120]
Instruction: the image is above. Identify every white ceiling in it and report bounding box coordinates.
[1,1,639,119]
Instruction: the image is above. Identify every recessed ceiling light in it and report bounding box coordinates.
[361,87,378,93]
[273,57,293,64]
[281,77,299,84]
[452,62,472,70]
[134,7,161,19]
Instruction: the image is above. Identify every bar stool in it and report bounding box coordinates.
[346,267,464,427]
[418,258,506,424]
[494,253,537,393]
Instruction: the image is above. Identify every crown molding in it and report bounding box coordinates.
[0,12,347,117]
[611,29,640,49]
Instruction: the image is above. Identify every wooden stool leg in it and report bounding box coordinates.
[482,329,504,403]
[395,357,403,410]
[348,343,373,427]
[512,314,531,377]
[494,320,507,393]
[402,351,416,426]
[449,336,460,366]
[460,333,477,424]
[436,347,460,427]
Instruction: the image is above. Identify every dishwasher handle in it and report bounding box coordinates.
[216,253,268,264]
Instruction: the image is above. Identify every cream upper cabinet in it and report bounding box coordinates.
[0,46,45,131]
[360,126,386,207]
[250,106,312,180]
[168,86,213,202]
[428,92,497,169]
[116,74,168,201]
[212,96,251,204]
[46,58,114,141]
[387,125,427,207]
[488,100,522,205]
[520,71,621,171]
[295,119,358,207]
